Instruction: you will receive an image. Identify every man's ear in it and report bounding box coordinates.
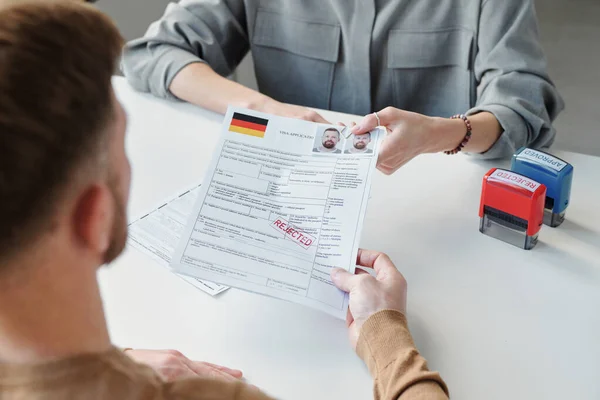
[72,184,114,256]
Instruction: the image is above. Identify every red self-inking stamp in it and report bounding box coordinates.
[479,168,546,250]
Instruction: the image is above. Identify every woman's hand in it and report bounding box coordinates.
[256,98,329,123]
[351,107,466,174]
[352,107,503,174]
[169,63,330,124]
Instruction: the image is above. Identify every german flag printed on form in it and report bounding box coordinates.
[229,112,268,138]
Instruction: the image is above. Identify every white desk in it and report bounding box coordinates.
[101,77,600,400]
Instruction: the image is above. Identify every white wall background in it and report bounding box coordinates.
[98,0,600,157]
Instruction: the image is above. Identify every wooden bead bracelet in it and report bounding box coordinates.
[444,114,472,155]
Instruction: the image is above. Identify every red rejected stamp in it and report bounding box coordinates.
[271,217,315,249]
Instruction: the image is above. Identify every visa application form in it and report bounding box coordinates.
[171,107,382,318]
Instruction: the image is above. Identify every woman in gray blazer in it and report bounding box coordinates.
[122,0,563,171]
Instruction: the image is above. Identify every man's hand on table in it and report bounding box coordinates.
[331,249,407,349]
[124,349,243,382]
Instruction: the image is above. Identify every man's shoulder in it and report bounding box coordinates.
[0,349,164,400]
[167,378,272,400]
[56,350,272,400]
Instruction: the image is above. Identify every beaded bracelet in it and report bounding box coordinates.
[444,114,472,155]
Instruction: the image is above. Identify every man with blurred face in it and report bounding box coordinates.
[346,132,373,154]
[0,0,243,394]
[314,127,342,153]
[0,2,448,399]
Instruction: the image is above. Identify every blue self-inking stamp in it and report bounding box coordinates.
[511,148,573,227]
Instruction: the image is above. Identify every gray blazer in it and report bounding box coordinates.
[122,0,564,159]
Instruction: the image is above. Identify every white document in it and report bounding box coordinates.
[128,185,229,296]
[171,107,382,318]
